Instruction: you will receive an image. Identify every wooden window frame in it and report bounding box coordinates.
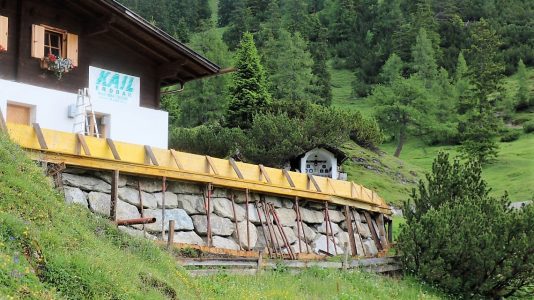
[43,27,66,58]
[32,24,78,66]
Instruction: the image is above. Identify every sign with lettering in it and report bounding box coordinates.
[88,66,140,106]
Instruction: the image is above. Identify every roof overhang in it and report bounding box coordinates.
[58,0,221,86]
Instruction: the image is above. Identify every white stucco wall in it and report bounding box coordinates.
[0,79,168,148]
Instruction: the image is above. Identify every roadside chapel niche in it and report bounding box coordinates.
[297,147,347,180]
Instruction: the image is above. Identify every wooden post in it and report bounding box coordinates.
[256,250,263,275]
[109,170,119,221]
[32,123,48,149]
[167,220,175,250]
[161,177,166,240]
[0,107,7,133]
[387,219,393,243]
[344,205,357,256]
[343,242,349,270]
[295,197,309,253]
[351,209,367,256]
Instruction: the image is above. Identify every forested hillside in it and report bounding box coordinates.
[118,0,534,203]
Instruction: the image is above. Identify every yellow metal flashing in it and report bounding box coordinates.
[6,123,391,214]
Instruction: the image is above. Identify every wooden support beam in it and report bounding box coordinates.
[283,169,295,188]
[363,212,383,251]
[106,138,121,160]
[167,220,175,250]
[259,164,272,184]
[144,145,159,166]
[110,170,119,221]
[161,177,167,240]
[32,123,48,150]
[170,149,184,169]
[307,174,322,192]
[229,158,244,179]
[75,134,91,156]
[376,214,388,249]
[205,155,219,175]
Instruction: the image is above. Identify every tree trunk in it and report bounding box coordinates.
[394,127,406,157]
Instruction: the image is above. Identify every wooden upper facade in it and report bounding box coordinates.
[0,0,220,109]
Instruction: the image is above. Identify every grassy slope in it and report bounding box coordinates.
[0,134,445,299]
[331,63,534,203]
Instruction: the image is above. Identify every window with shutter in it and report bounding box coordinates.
[0,15,8,52]
[31,24,78,66]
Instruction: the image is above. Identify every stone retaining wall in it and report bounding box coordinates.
[60,168,386,257]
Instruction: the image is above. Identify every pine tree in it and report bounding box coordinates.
[454,52,470,114]
[515,59,531,110]
[459,19,504,163]
[222,0,254,50]
[308,17,332,106]
[412,28,438,88]
[227,33,272,129]
[166,29,231,127]
[218,0,235,27]
[379,53,404,84]
[262,30,314,102]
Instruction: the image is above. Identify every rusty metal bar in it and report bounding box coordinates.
[167,220,175,249]
[364,211,383,251]
[261,198,281,257]
[351,208,367,256]
[110,170,119,221]
[325,202,338,255]
[116,217,156,226]
[294,198,302,254]
[245,189,250,250]
[231,194,242,250]
[161,177,167,240]
[137,180,146,235]
[269,203,295,260]
[295,197,309,253]
[255,200,272,258]
[344,205,357,256]
[205,183,213,247]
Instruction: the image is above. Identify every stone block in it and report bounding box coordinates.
[191,215,234,236]
[312,234,343,256]
[153,192,179,208]
[232,220,257,250]
[143,209,194,232]
[299,207,324,224]
[173,231,205,246]
[327,209,345,223]
[213,197,246,221]
[211,236,240,250]
[63,173,110,193]
[118,187,157,208]
[293,222,317,243]
[274,208,296,226]
[362,238,378,256]
[167,181,202,195]
[87,192,110,216]
[93,171,127,187]
[176,194,210,215]
[64,186,88,207]
[317,221,341,235]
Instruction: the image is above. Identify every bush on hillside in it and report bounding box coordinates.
[169,124,246,158]
[398,152,534,299]
[500,130,521,142]
[523,120,534,133]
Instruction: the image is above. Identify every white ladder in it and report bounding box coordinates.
[73,88,100,138]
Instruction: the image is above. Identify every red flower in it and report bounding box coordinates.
[47,54,57,62]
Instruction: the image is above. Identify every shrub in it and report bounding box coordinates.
[398,153,534,299]
[500,130,521,142]
[523,120,534,133]
[169,124,246,158]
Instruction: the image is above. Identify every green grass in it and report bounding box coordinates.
[330,63,534,204]
[195,268,446,300]
[0,134,445,299]
[340,142,423,205]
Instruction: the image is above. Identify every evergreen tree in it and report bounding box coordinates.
[166,29,231,128]
[218,0,235,27]
[227,33,272,129]
[256,0,283,48]
[308,17,332,106]
[412,28,438,88]
[454,52,470,114]
[515,59,531,110]
[262,30,315,102]
[372,75,434,157]
[379,53,404,84]
[222,0,254,50]
[282,0,312,37]
[398,152,534,298]
[459,19,504,163]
